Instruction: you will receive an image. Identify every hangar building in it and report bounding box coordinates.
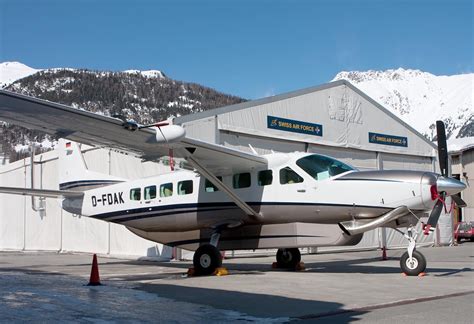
[176,80,437,173]
[0,80,452,258]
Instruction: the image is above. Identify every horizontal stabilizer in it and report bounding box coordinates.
[0,186,84,199]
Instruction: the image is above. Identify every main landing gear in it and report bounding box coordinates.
[275,248,301,269]
[399,226,427,276]
[192,232,222,275]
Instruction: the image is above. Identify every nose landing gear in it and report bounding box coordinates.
[399,226,427,276]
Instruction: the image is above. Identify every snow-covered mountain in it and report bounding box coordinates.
[0,62,41,88]
[332,68,473,139]
[0,62,245,162]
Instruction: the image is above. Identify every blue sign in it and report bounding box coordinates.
[267,115,323,137]
[369,132,408,147]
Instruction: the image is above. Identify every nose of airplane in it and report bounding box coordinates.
[436,176,466,195]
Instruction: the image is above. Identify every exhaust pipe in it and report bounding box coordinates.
[339,206,409,236]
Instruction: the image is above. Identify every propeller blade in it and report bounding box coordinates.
[451,194,467,208]
[436,120,448,177]
[426,199,444,228]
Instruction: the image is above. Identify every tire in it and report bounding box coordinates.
[193,244,222,275]
[276,248,301,269]
[400,250,427,276]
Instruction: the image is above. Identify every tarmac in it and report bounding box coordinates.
[1,242,473,323]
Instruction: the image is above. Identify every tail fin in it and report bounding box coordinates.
[58,139,124,191]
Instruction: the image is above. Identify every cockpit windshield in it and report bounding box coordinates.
[296,154,355,181]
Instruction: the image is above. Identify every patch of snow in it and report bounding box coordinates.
[0,62,41,88]
[332,68,473,139]
[123,69,165,79]
[448,136,474,153]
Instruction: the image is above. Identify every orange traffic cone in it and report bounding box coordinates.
[87,254,101,286]
[381,246,388,261]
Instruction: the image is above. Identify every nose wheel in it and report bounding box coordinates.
[399,226,427,276]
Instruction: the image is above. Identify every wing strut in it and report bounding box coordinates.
[185,155,263,220]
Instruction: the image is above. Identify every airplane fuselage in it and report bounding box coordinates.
[63,153,439,250]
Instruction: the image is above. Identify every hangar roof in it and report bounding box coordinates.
[175,80,436,150]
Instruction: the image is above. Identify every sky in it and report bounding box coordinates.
[0,0,472,99]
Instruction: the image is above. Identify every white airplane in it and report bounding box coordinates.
[0,90,467,276]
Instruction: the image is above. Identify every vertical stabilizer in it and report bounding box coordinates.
[58,139,124,191]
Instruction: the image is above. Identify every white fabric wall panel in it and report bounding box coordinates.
[61,213,109,254]
[0,162,26,250]
[380,153,433,171]
[83,148,110,174]
[182,117,216,143]
[109,224,172,260]
[24,158,62,250]
[308,145,377,170]
[110,151,169,180]
[220,132,305,155]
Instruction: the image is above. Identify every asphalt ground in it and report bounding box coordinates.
[0,242,473,323]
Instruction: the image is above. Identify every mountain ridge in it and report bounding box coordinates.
[1,63,472,163]
[332,68,473,139]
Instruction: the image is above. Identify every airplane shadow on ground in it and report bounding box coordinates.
[135,282,367,323]
[56,254,473,281]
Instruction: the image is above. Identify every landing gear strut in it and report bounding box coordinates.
[193,232,222,275]
[276,248,301,269]
[399,226,426,276]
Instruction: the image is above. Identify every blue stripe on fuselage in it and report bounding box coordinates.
[90,201,396,224]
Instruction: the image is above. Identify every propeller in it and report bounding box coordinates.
[436,120,448,177]
[423,121,467,235]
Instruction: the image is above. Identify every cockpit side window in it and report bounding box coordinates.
[279,167,304,185]
[296,154,354,180]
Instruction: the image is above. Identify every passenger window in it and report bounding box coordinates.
[160,183,173,197]
[258,170,273,186]
[144,185,156,200]
[205,176,223,192]
[130,188,141,201]
[280,167,304,184]
[233,173,251,189]
[178,180,193,195]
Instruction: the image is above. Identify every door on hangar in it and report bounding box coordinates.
[379,153,433,171]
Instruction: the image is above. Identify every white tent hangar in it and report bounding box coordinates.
[0,80,450,259]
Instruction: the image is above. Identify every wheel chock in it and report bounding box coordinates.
[271,262,305,271]
[295,262,305,271]
[214,267,229,276]
[186,267,229,277]
[402,272,408,277]
[418,272,426,277]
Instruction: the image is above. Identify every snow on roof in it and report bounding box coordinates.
[448,137,474,153]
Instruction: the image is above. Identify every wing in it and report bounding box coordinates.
[0,186,84,199]
[0,90,267,175]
